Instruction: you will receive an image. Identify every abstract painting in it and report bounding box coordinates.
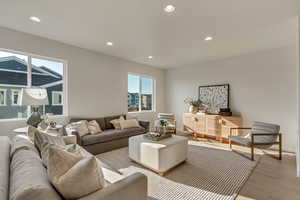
[198,84,229,114]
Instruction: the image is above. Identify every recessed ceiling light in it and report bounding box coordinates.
[164,5,175,13]
[29,16,41,23]
[106,41,113,46]
[205,36,213,41]
[148,56,153,59]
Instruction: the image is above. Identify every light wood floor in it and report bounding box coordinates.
[180,134,300,200]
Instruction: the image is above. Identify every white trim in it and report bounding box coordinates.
[0,48,69,118]
[0,88,7,106]
[11,89,21,106]
[127,73,156,113]
[52,91,63,106]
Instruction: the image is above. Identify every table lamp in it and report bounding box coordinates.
[21,87,49,127]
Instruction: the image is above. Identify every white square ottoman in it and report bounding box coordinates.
[129,135,188,176]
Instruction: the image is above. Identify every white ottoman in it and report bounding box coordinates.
[129,135,188,176]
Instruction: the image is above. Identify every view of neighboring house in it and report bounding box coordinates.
[0,56,63,119]
[128,92,152,112]
[128,93,139,112]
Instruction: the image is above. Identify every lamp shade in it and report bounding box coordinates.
[21,88,49,106]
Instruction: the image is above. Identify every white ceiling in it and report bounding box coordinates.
[0,0,299,68]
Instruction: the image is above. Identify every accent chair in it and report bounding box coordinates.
[155,113,176,134]
[228,121,282,161]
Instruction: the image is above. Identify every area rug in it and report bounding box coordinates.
[96,140,260,200]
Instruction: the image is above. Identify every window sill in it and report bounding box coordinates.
[0,115,68,123]
[128,111,156,114]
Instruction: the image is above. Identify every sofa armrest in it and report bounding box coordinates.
[139,120,150,132]
[78,172,147,200]
[67,131,82,146]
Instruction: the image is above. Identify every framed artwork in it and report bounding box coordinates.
[198,84,229,114]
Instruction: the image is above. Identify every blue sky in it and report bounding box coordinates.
[128,74,153,94]
[0,51,63,75]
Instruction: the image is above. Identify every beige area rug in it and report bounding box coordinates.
[96,140,260,200]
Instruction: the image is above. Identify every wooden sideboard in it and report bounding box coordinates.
[183,113,242,142]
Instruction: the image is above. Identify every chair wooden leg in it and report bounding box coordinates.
[229,139,232,149]
[250,135,255,161]
[251,145,254,161]
[279,134,282,160]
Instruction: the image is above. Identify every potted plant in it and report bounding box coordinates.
[184,97,203,114]
[157,119,168,136]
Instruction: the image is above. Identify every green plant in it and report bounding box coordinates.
[184,97,202,107]
[159,119,168,127]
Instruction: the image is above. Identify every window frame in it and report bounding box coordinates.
[0,48,68,120]
[0,89,7,106]
[52,91,63,106]
[11,89,21,106]
[127,73,156,113]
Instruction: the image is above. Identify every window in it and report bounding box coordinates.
[11,89,21,105]
[0,49,67,120]
[128,74,155,112]
[52,91,63,105]
[0,89,7,106]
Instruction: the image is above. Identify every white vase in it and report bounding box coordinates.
[189,105,199,114]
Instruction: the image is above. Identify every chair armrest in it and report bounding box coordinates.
[62,135,77,145]
[78,172,147,200]
[251,133,281,145]
[139,120,150,132]
[230,127,251,136]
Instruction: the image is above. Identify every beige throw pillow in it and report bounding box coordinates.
[66,120,89,137]
[119,119,141,129]
[47,146,105,199]
[110,116,125,130]
[88,120,102,134]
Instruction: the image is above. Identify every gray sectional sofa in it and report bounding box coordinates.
[0,136,148,200]
[69,115,150,155]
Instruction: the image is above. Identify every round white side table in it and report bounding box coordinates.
[13,127,29,135]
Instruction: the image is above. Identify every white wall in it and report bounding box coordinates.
[0,27,165,136]
[166,46,298,152]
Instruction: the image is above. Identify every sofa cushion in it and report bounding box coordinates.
[70,118,106,131]
[104,115,126,130]
[82,127,146,146]
[0,137,10,200]
[9,150,62,200]
[248,121,280,144]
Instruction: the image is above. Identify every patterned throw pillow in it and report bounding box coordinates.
[110,116,125,130]
[47,146,106,199]
[34,130,66,166]
[87,120,102,134]
[66,120,89,137]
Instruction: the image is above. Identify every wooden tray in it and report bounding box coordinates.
[144,133,172,141]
